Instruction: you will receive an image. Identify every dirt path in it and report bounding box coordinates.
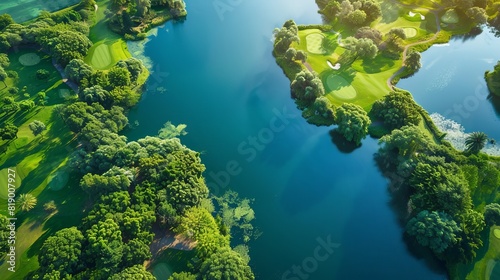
[145,227,196,268]
[386,4,443,90]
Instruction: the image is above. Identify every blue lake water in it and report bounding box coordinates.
[398,27,500,140]
[126,0,447,279]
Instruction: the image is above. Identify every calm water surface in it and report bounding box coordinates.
[398,27,500,140]
[126,0,447,279]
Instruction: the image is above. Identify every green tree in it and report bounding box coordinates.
[371,91,420,130]
[465,7,487,25]
[379,125,433,158]
[345,37,378,59]
[17,193,37,211]
[334,103,371,144]
[85,218,124,275]
[290,70,325,106]
[0,14,14,31]
[65,59,93,84]
[311,96,336,125]
[406,210,461,254]
[0,65,7,87]
[175,207,219,240]
[345,9,367,26]
[196,232,230,260]
[169,272,197,280]
[355,26,382,45]
[273,20,299,54]
[38,227,84,277]
[108,66,131,88]
[0,123,18,140]
[110,265,155,280]
[484,203,500,226]
[465,132,487,154]
[200,247,255,280]
[0,53,9,68]
[405,50,421,72]
[29,120,46,137]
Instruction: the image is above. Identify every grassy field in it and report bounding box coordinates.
[0,0,80,22]
[85,0,131,69]
[0,48,86,279]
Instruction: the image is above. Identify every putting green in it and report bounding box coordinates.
[403,27,417,38]
[494,229,500,239]
[326,74,357,100]
[19,53,41,66]
[441,9,459,24]
[91,44,112,69]
[306,33,325,54]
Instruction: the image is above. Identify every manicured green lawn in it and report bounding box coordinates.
[85,0,131,69]
[0,48,84,279]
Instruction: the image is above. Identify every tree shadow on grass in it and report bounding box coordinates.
[380,1,401,24]
[329,129,361,154]
[362,56,395,74]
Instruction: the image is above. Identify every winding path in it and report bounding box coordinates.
[386,4,443,90]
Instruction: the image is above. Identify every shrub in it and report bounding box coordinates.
[36,69,50,80]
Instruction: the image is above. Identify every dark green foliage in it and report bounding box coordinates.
[409,156,472,215]
[371,91,421,130]
[484,203,500,226]
[334,103,371,144]
[405,50,421,72]
[65,59,94,84]
[273,20,299,55]
[0,53,9,68]
[121,239,152,266]
[80,173,131,197]
[200,247,255,280]
[290,70,325,106]
[465,132,488,154]
[0,14,14,31]
[38,227,85,278]
[116,58,143,84]
[164,149,209,210]
[355,26,382,45]
[110,265,155,280]
[80,85,112,108]
[85,219,124,275]
[406,210,461,254]
[0,123,18,140]
[446,209,485,263]
[108,66,131,88]
[344,37,378,59]
[61,102,128,133]
[310,96,336,125]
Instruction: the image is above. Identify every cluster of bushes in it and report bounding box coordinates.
[108,0,187,39]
